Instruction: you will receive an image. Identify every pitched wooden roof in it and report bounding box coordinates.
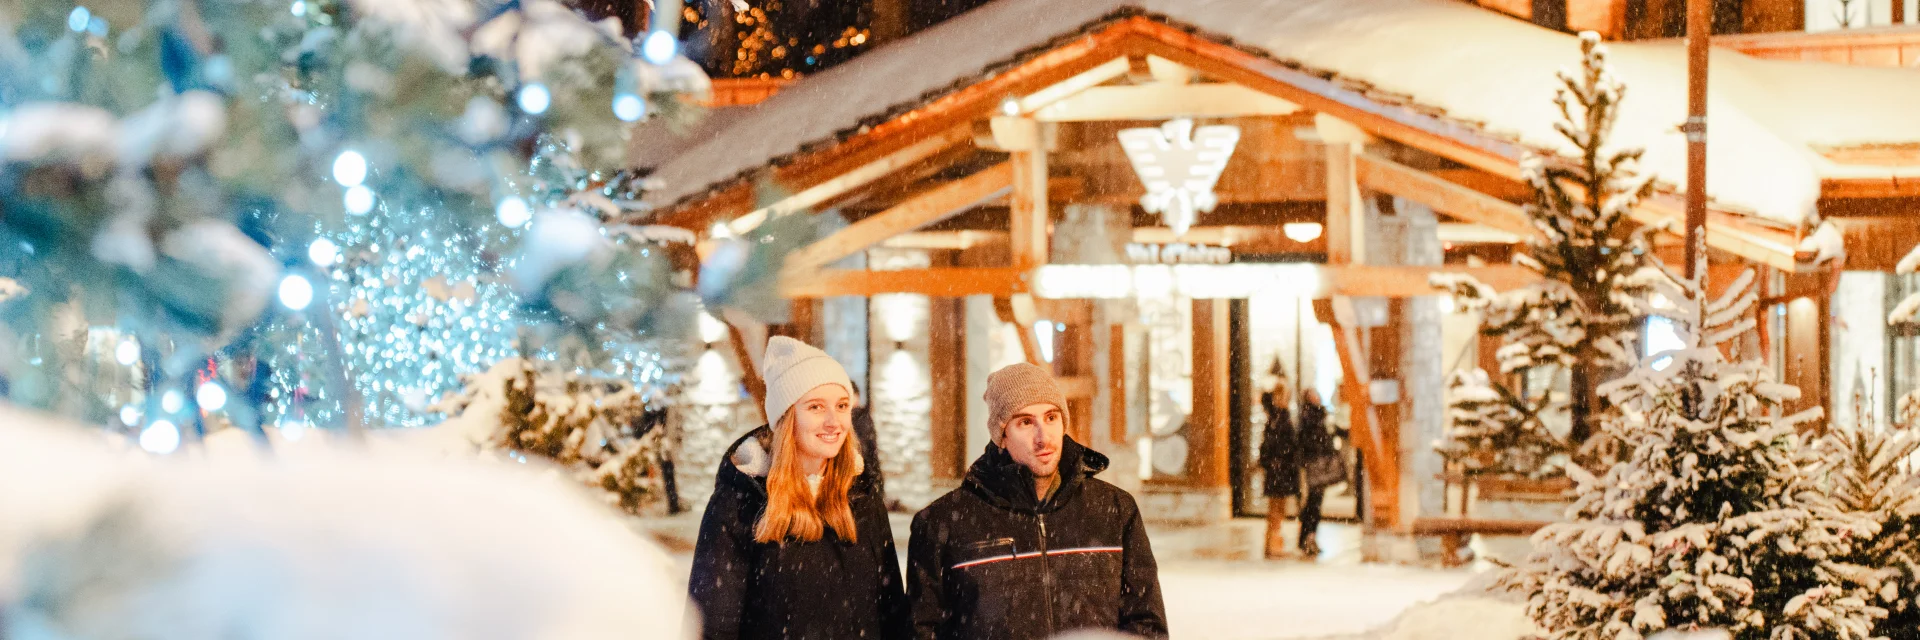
[639,0,1920,231]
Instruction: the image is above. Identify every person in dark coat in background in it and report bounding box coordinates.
[1257,372,1297,560]
[1293,388,1337,558]
[907,363,1166,640]
[850,381,889,508]
[688,337,909,640]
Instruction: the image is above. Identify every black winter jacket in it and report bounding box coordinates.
[907,437,1167,640]
[689,426,910,640]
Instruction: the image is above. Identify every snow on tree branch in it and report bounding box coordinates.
[1431,31,1658,477]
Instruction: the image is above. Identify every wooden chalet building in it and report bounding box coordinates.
[637,0,1920,558]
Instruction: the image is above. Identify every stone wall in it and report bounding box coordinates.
[868,249,936,509]
[672,347,760,509]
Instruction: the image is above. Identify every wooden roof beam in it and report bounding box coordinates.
[784,163,1013,273]
[710,126,974,236]
[1030,82,1300,122]
[1356,151,1534,238]
[780,267,1030,298]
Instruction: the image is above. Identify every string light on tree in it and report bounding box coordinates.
[344,185,376,215]
[496,196,532,228]
[332,150,367,187]
[119,404,141,427]
[160,390,184,414]
[139,419,180,454]
[642,31,677,65]
[612,93,645,122]
[517,83,551,115]
[309,238,340,267]
[115,337,139,366]
[196,382,228,412]
[279,274,314,311]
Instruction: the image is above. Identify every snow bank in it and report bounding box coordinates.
[1322,573,1538,640]
[0,404,695,640]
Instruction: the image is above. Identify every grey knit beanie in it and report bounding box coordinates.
[761,336,852,424]
[984,362,1069,442]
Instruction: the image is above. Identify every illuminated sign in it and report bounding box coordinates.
[1117,118,1240,237]
[1124,243,1231,265]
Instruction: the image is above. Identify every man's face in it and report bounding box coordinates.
[1000,403,1065,477]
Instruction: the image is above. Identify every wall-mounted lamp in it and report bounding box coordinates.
[1283,222,1324,243]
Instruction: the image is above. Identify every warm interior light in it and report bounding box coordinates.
[1283,222,1324,243]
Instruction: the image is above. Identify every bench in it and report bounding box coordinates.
[1423,470,1569,566]
[1411,516,1552,566]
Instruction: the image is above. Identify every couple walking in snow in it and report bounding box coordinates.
[1257,366,1342,561]
[689,336,1167,640]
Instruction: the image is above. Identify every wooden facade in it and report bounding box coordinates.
[648,2,1920,544]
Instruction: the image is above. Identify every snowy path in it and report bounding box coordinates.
[1158,561,1472,639]
[651,515,1479,639]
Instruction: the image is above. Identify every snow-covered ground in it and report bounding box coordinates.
[646,512,1507,640]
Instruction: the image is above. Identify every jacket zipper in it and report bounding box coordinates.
[1039,512,1055,636]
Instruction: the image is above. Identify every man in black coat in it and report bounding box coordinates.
[907,363,1167,640]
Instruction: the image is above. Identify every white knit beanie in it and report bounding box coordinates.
[761,336,853,425]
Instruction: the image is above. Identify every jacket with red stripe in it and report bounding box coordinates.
[907,437,1167,640]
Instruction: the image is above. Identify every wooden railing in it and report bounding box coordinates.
[1717,25,1920,68]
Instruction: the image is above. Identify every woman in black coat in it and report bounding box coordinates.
[1258,384,1338,559]
[689,337,909,640]
[1257,380,1297,559]
[1292,389,1337,557]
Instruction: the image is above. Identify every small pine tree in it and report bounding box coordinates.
[1437,367,1565,480]
[1435,31,1659,466]
[1801,419,1920,640]
[1502,262,1885,640]
[435,357,668,517]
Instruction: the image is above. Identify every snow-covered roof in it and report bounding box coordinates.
[643,0,1920,226]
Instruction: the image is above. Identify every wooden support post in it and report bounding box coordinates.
[779,298,819,346]
[1189,298,1232,489]
[1315,299,1401,529]
[1004,118,1051,269]
[929,293,968,481]
[727,323,769,424]
[1317,113,1400,529]
[1319,114,1369,266]
[1054,301,1096,446]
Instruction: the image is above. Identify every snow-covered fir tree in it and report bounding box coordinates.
[1434,31,1659,470]
[433,356,671,517]
[0,0,813,445]
[1800,415,1920,640]
[1438,367,1565,480]
[1502,259,1889,640]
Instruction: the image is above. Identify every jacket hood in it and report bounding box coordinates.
[962,435,1108,515]
[717,425,869,497]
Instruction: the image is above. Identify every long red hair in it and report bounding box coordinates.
[753,409,862,544]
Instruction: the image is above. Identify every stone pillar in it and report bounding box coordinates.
[1394,199,1448,560]
[869,249,934,509]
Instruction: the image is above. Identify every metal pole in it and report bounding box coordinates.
[1683,0,1711,280]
